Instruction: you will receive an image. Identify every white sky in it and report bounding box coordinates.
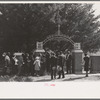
[93,3,100,16]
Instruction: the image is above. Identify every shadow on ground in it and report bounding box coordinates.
[35,79,51,82]
[1,74,99,82]
[63,76,86,81]
[34,76,86,82]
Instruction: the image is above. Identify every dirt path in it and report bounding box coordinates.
[0,73,100,82]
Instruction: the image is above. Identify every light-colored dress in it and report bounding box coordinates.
[34,59,40,71]
[5,55,10,67]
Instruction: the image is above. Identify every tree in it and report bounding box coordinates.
[49,4,100,52]
[0,4,100,52]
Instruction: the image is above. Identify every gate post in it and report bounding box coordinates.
[72,43,83,74]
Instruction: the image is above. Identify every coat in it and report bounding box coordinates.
[84,56,89,71]
[34,59,41,71]
[66,54,72,69]
[50,56,57,67]
[5,55,10,67]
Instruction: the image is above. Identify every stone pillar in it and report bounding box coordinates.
[72,43,83,74]
[90,54,100,73]
[72,49,83,74]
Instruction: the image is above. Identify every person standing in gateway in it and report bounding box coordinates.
[83,53,90,77]
[66,51,72,74]
[50,53,57,80]
[34,56,41,76]
[57,51,65,79]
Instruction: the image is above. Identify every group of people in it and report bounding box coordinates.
[1,50,72,80]
[1,49,90,79]
[2,52,34,76]
[50,51,72,80]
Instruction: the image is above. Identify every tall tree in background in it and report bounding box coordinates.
[0,4,99,52]
[50,4,100,52]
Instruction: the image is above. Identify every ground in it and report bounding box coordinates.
[0,73,100,82]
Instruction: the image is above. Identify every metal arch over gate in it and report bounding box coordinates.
[43,33,75,46]
[42,7,75,47]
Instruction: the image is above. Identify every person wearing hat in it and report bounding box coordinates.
[50,53,57,80]
[66,51,72,74]
[57,51,65,79]
[83,53,90,77]
[2,52,11,75]
[11,54,18,75]
[34,56,41,76]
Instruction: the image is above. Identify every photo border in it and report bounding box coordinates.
[0,0,100,99]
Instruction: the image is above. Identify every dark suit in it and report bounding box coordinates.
[84,56,89,71]
[50,56,57,79]
[57,55,65,78]
[66,54,72,74]
[84,55,89,77]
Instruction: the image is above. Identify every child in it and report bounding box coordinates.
[34,56,41,76]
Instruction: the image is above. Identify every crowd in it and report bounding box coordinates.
[1,50,72,80]
[1,49,90,80]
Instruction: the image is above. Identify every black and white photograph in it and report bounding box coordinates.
[0,2,100,82]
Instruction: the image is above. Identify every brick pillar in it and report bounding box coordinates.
[72,49,83,74]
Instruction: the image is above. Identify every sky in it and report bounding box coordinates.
[93,3,100,16]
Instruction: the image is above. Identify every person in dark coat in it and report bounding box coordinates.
[11,54,18,75]
[26,53,31,75]
[22,53,27,75]
[3,52,11,75]
[57,52,65,79]
[83,53,89,77]
[45,51,51,74]
[17,54,23,76]
[29,53,34,76]
[50,53,57,80]
[66,51,72,74]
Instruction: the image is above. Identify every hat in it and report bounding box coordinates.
[35,56,40,60]
[2,52,6,57]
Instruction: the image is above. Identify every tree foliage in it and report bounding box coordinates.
[0,3,100,52]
